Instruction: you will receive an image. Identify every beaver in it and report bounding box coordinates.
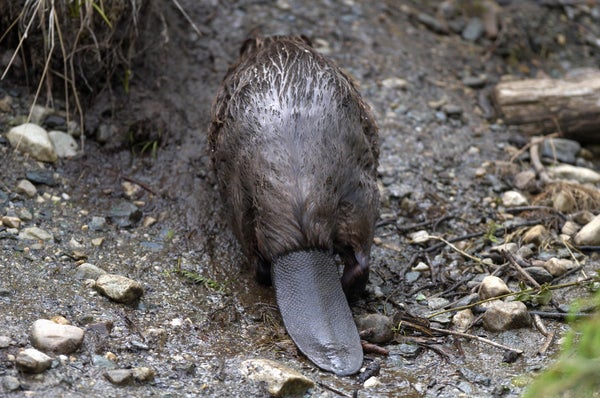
[209,35,379,375]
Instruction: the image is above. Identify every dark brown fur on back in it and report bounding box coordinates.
[209,35,379,288]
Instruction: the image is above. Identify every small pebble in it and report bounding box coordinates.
[132,366,156,382]
[94,273,144,303]
[74,263,107,280]
[104,369,133,385]
[452,309,474,332]
[541,258,576,277]
[540,138,581,164]
[26,169,56,186]
[1,375,20,391]
[482,301,531,332]
[462,17,485,41]
[478,276,510,300]
[16,348,53,373]
[18,226,53,241]
[501,191,528,207]
[16,179,37,198]
[524,267,553,284]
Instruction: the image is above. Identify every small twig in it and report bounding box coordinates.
[316,381,352,397]
[170,0,204,37]
[530,136,555,185]
[428,277,595,319]
[529,311,592,321]
[503,206,567,221]
[121,175,158,196]
[501,250,541,289]
[427,235,486,265]
[429,326,523,354]
[361,341,389,356]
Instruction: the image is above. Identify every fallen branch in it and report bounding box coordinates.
[429,326,524,354]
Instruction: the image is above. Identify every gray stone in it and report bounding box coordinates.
[89,216,107,231]
[26,169,56,186]
[1,375,20,391]
[31,319,84,354]
[541,258,576,277]
[74,263,107,280]
[0,335,11,348]
[16,179,37,198]
[574,214,600,246]
[513,170,537,191]
[6,123,57,162]
[48,131,78,158]
[462,17,485,41]
[462,74,487,88]
[478,276,510,300]
[240,358,314,397]
[16,348,53,373]
[104,369,133,385]
[18,227,53,242]
[541,138,581,164]
[524,267,553,284]
[482,301,531,332]
[417,13,448,34]
[109,201,142,228]
[95,274,144,303]
[428,297,450,311]
[355,313,394,344]
[442,103,463,117]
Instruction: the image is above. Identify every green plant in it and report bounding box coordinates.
[523,286,600,398]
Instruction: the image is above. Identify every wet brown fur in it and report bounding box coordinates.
[209,35,379,294]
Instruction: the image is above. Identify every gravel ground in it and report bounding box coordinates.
[1,1,600,397]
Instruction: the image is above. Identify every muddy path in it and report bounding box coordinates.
[1,1,600,397]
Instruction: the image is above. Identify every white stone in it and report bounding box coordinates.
[95,274,144,303]
[6,123,57,162]
[16,179,37,198]
[542,258,576,277]
[31,319,84,354]
[452,309,474,332]
[501,191,528,207]
[574,214,600,246]
[548,164,600,183]
[478,276,510,300]
[240,358,314,397]
[48,130,78,158]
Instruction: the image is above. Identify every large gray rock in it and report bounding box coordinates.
[6,123,57,162]
[30,319,84,354]
[15,348,53,373]
[95,274,144,303]
[240,358,314,397]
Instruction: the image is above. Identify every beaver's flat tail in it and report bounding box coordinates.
[271,250,363,376]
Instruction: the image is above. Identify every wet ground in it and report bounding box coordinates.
[1,0,600,397]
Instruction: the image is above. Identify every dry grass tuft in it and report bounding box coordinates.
[0,0,146,142]
[533,182,600,214]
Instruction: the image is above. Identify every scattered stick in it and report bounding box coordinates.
[501,250,541,289]
[361,341,390,356]
[530,136,554,185]
[429,326,524,354]
[316,381,353,397]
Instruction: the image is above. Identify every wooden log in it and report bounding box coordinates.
[492,68,600,144]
